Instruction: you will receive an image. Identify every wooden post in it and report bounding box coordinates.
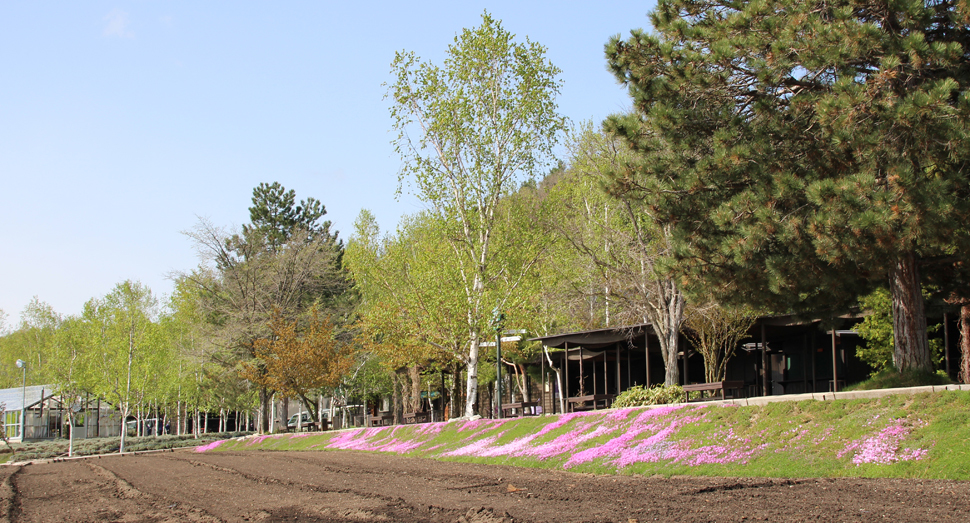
[831,328,839,392]
[802,333,809,394]
[591,351,597,395]
[809,332,818,392]
[626,340,632,390]
[681,334,689,385]
[761,323,769,396]
[540,351,546,416]
[579,345,585,395]
[615,343,621,395]
[564,342,570,411]
[645,331,651,388]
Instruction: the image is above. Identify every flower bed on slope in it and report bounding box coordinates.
[205,391,970,480]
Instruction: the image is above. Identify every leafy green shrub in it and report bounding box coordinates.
[613,384,686,408]
[856,288,944,373]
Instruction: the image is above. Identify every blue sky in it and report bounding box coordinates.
[0,1,657,322]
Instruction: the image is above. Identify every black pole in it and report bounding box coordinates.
[496,332,502,419]
[564,342,570,412]
[761,323,769,396]
[944,312,951,379]
[831,327,839,392]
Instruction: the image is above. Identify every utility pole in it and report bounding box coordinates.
[16,359,26,439]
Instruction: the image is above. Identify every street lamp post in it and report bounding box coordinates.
[15,360,26,440]
[491,308,505,419]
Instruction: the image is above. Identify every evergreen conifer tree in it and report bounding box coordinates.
[606,0,970,372]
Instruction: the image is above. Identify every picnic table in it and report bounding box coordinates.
[501,401,539,417]
[567,394,615,412]
[682,380,745,402]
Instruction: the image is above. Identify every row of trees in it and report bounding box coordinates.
[346,12,763,422]
[0,182,364,451]
[349,3,970,416]
[5,4,970,438]
[0,282,210,453]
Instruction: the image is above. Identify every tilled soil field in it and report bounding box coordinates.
[1,449,968,522]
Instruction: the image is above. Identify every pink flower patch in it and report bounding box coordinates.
[840,418,930,465]
[194,440,226,453]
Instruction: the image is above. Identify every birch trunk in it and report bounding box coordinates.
[464,338,481,417]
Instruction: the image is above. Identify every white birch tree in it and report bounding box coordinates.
[387,12,566,416]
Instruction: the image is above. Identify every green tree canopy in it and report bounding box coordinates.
[606,0,970,373]
[386,11,567,416]
[243,181,336,249]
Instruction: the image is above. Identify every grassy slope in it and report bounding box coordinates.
[209,391,970,480]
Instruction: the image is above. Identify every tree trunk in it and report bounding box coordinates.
[889,252,932,372]
[392,371,403,424]
[660,321,681,386]
[644,278,684,386]
[67,412,75,458]
[259,389,269,434]
[409,365,422,413]
[960,304,970,384]
[279,398,288,432]
[448,364,461,420]
[464,338,481,417]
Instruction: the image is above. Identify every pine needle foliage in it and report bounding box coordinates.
[605,0,970,373]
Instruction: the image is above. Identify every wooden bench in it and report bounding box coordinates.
[287,419,329,432]
[368,412,394,426]
[501,401,538,417]
[683,380,745,402]
[403,411,431,424]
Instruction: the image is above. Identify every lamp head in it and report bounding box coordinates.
[15,359,24,369]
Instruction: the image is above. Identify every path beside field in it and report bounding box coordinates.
[2,449,968,522]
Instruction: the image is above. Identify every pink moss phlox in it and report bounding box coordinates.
[247,433,288,446]
[520,422,615,461]
[533,410,599,437]
[564,429,638,467]
[194,439,226,453]
[840,417,930,465]
[561,406,690,468]
[374,438,427,454]
[442,435,499,457]
[475,434,541,457]
[455,418,512,438]
[614,424,682,467]
[607,408,634,421]
[417,422,447,436]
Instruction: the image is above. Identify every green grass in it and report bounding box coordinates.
[204,392,970,480]
[845,369,953,391]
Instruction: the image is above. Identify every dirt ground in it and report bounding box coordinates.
[0,449,967,523]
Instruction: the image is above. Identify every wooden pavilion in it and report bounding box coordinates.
[524,314,870,415]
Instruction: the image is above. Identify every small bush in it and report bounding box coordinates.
[613,384,686,408]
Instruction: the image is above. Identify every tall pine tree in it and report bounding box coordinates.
[606,0,970,372]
